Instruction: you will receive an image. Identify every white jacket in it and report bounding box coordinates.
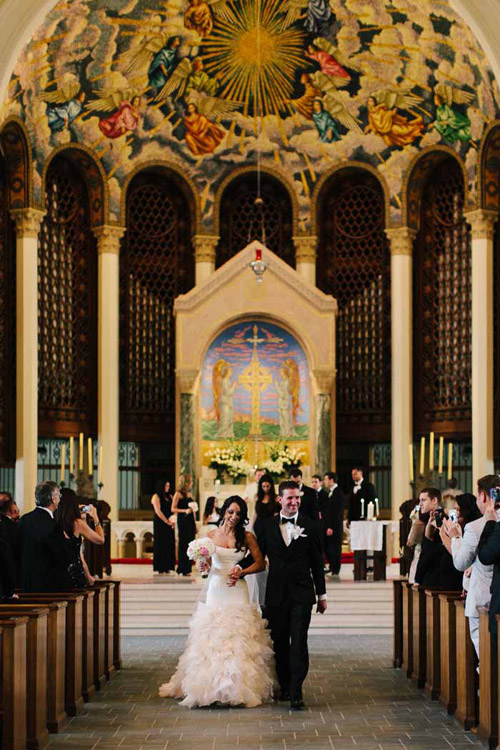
[451,515,493,618]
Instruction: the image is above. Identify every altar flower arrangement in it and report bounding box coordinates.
[187,537,216,578]
[206,442,252,481]
[266,442,306,478]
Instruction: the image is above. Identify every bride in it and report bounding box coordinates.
[159,495,276,708]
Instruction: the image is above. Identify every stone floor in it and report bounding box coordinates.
[48,636,483,750]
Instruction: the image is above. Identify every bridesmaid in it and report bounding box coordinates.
[151,480,175,575]
[172,474,197,576]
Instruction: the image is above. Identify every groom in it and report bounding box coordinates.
[233,480,326,710]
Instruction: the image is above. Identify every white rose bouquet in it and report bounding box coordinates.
[187,537,216,578]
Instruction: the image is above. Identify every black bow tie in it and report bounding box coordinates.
[281,517,296,524]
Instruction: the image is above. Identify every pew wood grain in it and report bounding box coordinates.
[393,579,404,668]
[439,593,461,715]
[478,607,498,748]
[0,617,28,750]
[454,599,476,731]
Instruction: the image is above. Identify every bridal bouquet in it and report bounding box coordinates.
[187,537,216,578]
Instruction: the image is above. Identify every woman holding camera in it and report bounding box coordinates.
[55,488,104,588]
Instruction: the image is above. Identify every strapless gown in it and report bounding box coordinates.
[159,546,275,707]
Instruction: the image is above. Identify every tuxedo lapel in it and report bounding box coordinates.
[274,515,288,552]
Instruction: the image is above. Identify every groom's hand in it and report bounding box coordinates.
[316,599,327,614]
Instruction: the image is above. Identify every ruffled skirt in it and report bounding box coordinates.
[159,601,276,707]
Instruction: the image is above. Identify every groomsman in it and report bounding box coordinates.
[322,472,344,576]
[311,474,327,518]
[289,468,320,521]
[347,466,376,525]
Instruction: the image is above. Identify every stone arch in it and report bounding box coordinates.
[120,160,200,232]
[311,160,391,234]
[479,120,500,213]
[0,116,32,209]
[213,165,300,236]
[41,144,107,227]
[402,145,468,231]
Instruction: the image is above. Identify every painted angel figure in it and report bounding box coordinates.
[213,360,236,439]
[154,57,218,102]
[281,0,332,33]
[310,71,362,140]
[365,88,424,147]
[184,0,231,38]
[41,81,86,133]
[306,38,356,87]
[119,32,181,91]
[86,89,142,139]
[430,83,473,145]
[276,367,294,438]
[183,91,240,155]
[288,73,322,120]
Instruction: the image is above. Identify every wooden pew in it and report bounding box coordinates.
[0,616,28,750]
[81,589,96,702]
[393,579,404,668]
[454,599,476,731]
[411,585,426,688]
[93,584,107,690]
[111,579,122,672]
[425,589,441,700]
[439,592,461,714]
[402,582,413,678]
[0,605,49,750]
[93,581,114,680]
[478,607,498,749]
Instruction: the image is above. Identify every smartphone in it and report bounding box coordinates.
[80,505,93,514]
[448,509,458,524]
[434,508,445,528]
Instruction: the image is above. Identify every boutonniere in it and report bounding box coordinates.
[290,525,307,541]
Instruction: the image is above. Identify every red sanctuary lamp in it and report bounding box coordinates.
[249,245,267,283]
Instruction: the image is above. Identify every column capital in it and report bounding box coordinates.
[465,209,498,240]
[193,234,218,263]
[93,225,126,254]
[10,207,46,238]
[178,369,199,393]
[385,226,417,256]
[313,368,334,393]
[294,235,317,263]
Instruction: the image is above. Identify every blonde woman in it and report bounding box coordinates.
[172,475,196,576]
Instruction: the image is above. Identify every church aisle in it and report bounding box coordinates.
[47,635,482,750]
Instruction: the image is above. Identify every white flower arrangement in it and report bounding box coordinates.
[207,442,252,480]
[266,442,306,477]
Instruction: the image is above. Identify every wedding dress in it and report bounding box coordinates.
[159,546,275,707]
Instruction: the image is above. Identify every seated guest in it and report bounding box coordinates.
[414,487,462,591]
[19,480,72,592]
[55,488,104,587]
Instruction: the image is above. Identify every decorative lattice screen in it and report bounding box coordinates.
[217,174,294,266]
[414,158,472,436]
[317,173,391,441]
[120,172,194,441]
[0,161,15,464]
[38,156,97,437]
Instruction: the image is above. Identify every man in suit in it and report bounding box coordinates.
[234,480,326,710]
[444,474,499,657]
[347,466,376,525]
[18,480,71,592]
[477,477,500,646]
[289,468,320,521]
[0,491,20,592]
[322,472,344,577]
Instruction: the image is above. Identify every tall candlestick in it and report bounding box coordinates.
[69,436,74,476]
[79,433,84,471]
[360,497,365,518]
[438,436,444,474]
[375,498,380,518]
[419,437,425,476]
[447,442,453,481]
[60,443,66,484]
[409,443,414,483]
[88,437,93,476]
[429,432,435,471]
[98,446,103,485]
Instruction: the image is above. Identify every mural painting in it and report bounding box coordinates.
[3,0,500,225]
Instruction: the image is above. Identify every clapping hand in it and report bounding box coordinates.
[443,517,462,539]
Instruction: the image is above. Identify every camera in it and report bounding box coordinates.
[80,504,93,514]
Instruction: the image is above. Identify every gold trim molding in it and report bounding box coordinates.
[294,235,317,262]
[194,234,219,263]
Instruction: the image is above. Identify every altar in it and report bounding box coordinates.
[174,241,337,486]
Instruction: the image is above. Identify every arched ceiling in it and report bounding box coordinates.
[0,0,499,229]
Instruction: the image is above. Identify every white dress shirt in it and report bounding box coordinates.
[353,479,363,494]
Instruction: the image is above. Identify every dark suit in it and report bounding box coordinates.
[0,520,16,598]
[0,515,19,594]
[320,486,344,575]
[478,520,500,634]
[298,483,320,521]
[19,507,72,592]
[254,513,326,701]
[347,479,376,523]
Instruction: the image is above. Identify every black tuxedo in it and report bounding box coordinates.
[347,479,376,523]
[18,507,72,592]
[252,513,326,701]
[0,515,19,594]
[298,483,320,521]
[320,486,345,575]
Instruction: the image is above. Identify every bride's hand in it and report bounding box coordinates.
[227,566,242,586]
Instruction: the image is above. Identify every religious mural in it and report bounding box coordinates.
[201,321,309,467]
[3,0,500,224]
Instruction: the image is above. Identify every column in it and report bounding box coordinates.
[466,209,497,482]
[11,208,45,512]
[386,226,415,519]
[313,370,334,474]
[294,235,317,285]
[193,234,218,286]
[94,225,125,530]
[177,370,198,488]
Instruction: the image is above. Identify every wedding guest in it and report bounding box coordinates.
[347,466,376,525]
[197,496,220,537]
[442,477,463,510]
[55,488,104,587]
[477,478,500,643]
[251,473,279,532]
[321,472,344,577]
[289,467,320,520]
[244,467,265,519]
[0,491,20,573]
[414,487,462,590]
[151,480,176,575]
[0,516,16,599]
[311,474,327,517]
[403,501,425,583]
[172,474,197,576]
[18,480,72,592]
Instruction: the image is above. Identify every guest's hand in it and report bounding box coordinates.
[443,518,462,539]
[89,505,99,523]
[484,498,497,522]
[326,528,333,537]
[316,599,327,614]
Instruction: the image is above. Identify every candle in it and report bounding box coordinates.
[375,498,379,517]
[429,432,434,471]
[409,443,414,483]
[447,442,453,481]
[79,433,84,471]
[360,497,365,518]
[438,436,444,474]
[256,248,262,261]
[98,446,103,485]
[69,436,74,476]
[419,437,425,476]
[88,437,93,476]
[60,443,66,484]
[215,479,221,495]
[367,501,374,520]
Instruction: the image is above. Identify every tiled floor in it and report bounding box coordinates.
[49,635,483,749]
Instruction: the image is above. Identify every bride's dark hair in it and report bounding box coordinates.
[217,495,248,551]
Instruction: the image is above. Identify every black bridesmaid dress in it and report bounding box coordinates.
[153,493,176,573]
[176,493,196,575]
